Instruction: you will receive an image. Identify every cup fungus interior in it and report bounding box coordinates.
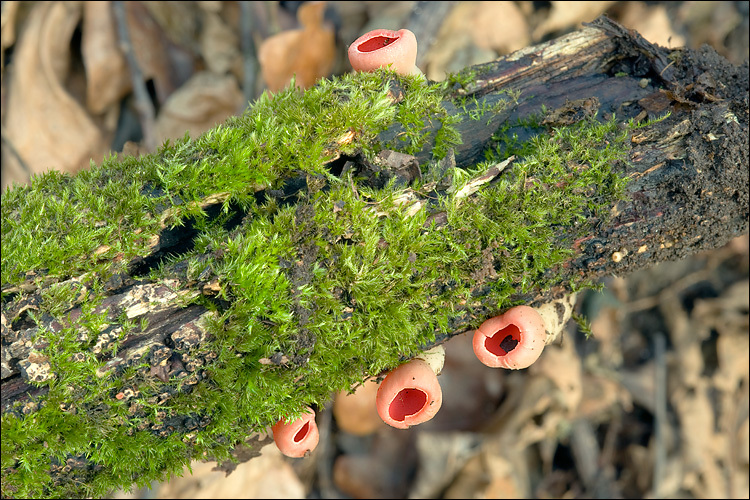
[484,324,521,357]
[389,388,428,421]
[357,35,399,52]
[294,422,310,442]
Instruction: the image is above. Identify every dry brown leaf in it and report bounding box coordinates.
[619,362,657,413]
[141,1,202,48]
[83,1,176,117]
[589,304,625,366]
[154,71,244,144]
[655,457,688,498]
[199,10,241,76]
[441,453,487,499]
[423,2,500,81]
[672,379,729,497]
[470,1,530,54]
[623,443,654,493]
[677,1,743,54]
[2,1,108,188]
[333,429,417,498]
[693,280,750,338]
[0,1,20,70]
[156,444,305,499]
[481,452,526,499]
[531,339,583,415]
[578,373,633,419]
[532,1,617,41]
[80,1,128,115]
[410,432,481,498]
[480,440,532,498]
[483,375,562,451]
[332,379,382,436]
[327,2,369,47]
[712,309,749,394]
[690,280,750,499]
[734,415,750,497]
[258,1,335,92]
[446,439,528,498]
[617,2,686,48]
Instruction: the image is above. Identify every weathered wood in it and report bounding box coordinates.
[1,16,748,496]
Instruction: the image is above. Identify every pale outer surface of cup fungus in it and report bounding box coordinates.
[534,293,577,345]
[271,406,320,458]
[376,352,443,429]
[347,28,420,76]
[472,305,547,369]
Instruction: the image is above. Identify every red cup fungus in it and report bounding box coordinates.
[472,305,547,370]
[271,406,320,458]
[347,28,422,76]
[376,346,444,429]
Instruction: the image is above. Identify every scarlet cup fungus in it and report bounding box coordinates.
[376,346,444,429]
[472,305,547,370]
[347,28,422,76]
[271,406,320,458]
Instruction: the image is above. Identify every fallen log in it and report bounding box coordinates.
[1,16,747,498]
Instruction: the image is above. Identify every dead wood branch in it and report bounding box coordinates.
[1,16,747,497]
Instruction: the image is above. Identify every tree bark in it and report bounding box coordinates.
[1,16,748,496]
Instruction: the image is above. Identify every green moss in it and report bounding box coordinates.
[571,311,595,339]
[2,66,636,498]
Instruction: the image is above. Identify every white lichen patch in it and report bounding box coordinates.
[1,345,16,378]
[92,328,123,355]
[18,352,56,383]
[170,313,215,351]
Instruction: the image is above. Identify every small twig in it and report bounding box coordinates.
[239,1,260,106]
[659,60,676,77]
[622,239,742,314]
[408,1,457,70]
[570,418,600,492]
[264,1,281,36]
[623,267,714,313]
[596,411,622,498]
[652,331,667,498]
[112,1,157,152]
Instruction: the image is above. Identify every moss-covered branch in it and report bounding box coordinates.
[2,17,748,498]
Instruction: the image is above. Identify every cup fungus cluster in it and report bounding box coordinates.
[278,30,569,449]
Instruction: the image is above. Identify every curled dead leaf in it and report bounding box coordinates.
[258,1,335,91]
[2,2,108,188]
